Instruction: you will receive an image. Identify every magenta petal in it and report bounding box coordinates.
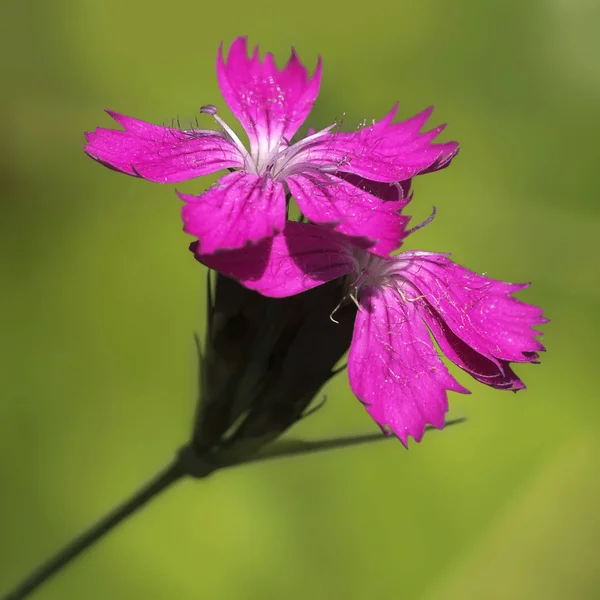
[180,171,286,253]
[217,37,322,165]
[84,111,244,183]
[304,104,458,183]
[400,252,547,365]
[194,222,355,297]
[287,173,409,257]
[348,287,470,447]
[419,304,527,390]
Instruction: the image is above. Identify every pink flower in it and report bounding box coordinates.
[193,222,547,446]
[85,37,457,256]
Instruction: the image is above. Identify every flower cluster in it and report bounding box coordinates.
[85,37,546,446]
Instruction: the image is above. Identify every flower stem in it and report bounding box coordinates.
[1,418,466,600]
[1,455,190,600]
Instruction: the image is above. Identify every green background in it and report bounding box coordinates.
[1,0,599,598]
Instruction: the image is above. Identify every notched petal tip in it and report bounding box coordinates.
[176,189,195,203]
[395,409,455,448]
[404,254,547,392]
[85,109,245,182]
[312,54,323,79]
[286,47,321,78]
[381,102,400,125]
[103,109,130,129]
[317,102,458,183]
[349,289,470,449]
[217,36,322,157]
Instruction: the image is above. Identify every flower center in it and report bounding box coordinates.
[350,250,395,290]
[345,249,425,307]
[266,124,338,180]
[200,105,340,181]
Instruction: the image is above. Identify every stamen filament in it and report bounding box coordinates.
[406,206,437,235]
[200,105,256,174]
[274,123,336,168]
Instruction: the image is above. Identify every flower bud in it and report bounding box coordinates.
[191,271,356,464]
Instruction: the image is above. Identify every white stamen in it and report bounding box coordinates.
[201,106,256,174]
[274,123,337,167]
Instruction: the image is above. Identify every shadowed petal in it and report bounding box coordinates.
[287,173,410,257]
[217,37,322,168]
[194,222,355,297]
[301,105,458,183]
[180,171,286,253]
[398,252,548,365]
[336,172,413,204]
[348,287,470,447]
[84,111,244,182]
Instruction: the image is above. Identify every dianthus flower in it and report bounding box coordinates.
[85,37,457,256]
[193,222,547,446]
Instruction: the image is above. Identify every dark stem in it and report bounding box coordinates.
[1,418,466,600]
[1,456,189,600]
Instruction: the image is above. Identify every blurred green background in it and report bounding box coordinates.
[1,0,599,598]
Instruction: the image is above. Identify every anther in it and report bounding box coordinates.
[318,165,339,173]
[200,104,218,115]
[198,105,256,174]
